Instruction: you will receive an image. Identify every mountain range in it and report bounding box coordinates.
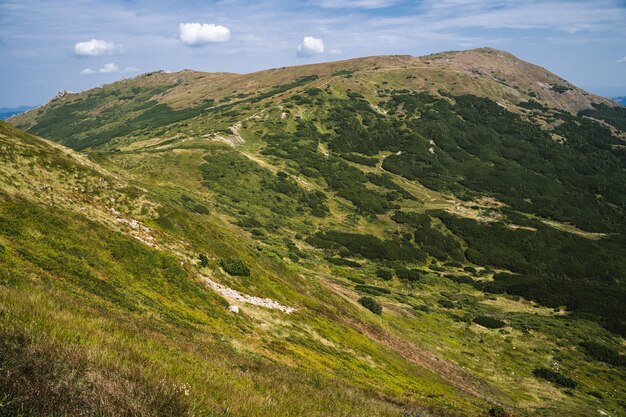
[2,47,625,417]
[0,105,36,120]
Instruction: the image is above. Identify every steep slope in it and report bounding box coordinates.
[3,47,626,417]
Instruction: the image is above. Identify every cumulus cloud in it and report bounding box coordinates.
[296,36,324,57]
[179,23,231,46]
[74,39,120,56]
[80,63,138,75]
[99,63,119,73]
[618,56,626,63]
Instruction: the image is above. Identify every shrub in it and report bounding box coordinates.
[473,316,506,329]
[580,341,625,367]
[376,268,393,280]
[198,254,209,268]
[358,297,382,315]
[220,259,250,276]
[395,268,423,282]
[355,285,391,296]
[438,299,454,309]
[532,368,577,388]
[326,257,361,268]
[488,406,513,417]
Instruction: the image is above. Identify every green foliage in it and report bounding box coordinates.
[326,257,361,267]
[518,100,546,110]
[181,194,209,214]
[379,93,625,233]
[533,368,577,388]
[438,299,454,309]
[395,268,424,282]
[198,253,209,268]
[579,103,626,132]
[341,152,379,166]
[435,210,626,335]
[375,268,393,280]
[358,296,382,315]
[307,230,425,262]
[220,259,251,276]
[580,341,625,367]
[473,316,506,329]
[550,84,571,94]
[355,284,391,296]
[391,211,464,261]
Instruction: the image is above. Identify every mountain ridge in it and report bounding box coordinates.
[2,47,626,417]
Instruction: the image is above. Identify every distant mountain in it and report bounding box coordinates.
[613,96,626,105]
[0,105,36,120]
[4,48,626,417]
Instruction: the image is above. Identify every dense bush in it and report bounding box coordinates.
[395,268,424,282]
[391,211,464,261]
[358,297,382,315]
[198,254,209,268]
[438,299,454,309]
[580,341,625,367]
[473,316,506,329]
[435,210,626,335]
[375,268,393,280]
[355,285,391,296]
[326,257,361,267]
[532,368,577,388]
[220,259,250,276]
[307,231,425,262]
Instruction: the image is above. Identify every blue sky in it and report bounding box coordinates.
[1,0,625,107]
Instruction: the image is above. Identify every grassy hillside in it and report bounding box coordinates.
[3,48,626,416]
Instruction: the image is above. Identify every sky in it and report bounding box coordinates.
[1,0,625,107]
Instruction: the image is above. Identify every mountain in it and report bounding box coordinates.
[4,48,626,417]
[613,96,626,105]
[0,105,36,120]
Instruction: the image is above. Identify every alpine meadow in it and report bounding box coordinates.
[1,2,626,416]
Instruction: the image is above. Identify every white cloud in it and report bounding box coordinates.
[297,36,325,57]
[179,23,231,46]
[74,39,120,56]
[99,63,119,73]
[80,63,138,75]
[329,49,343,55]
[618,56,626,63]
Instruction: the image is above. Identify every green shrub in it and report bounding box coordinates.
[532,368,577,388]
[326,257,361,267]
[220,259,250,276]
[375,268,393,280]
[438,299,454,309]
[355,285,391,296]
[580,341,625,367]
[395,268,423,282]
[358,297,382,315]
[198,254,209,268]
[473,316,506,329]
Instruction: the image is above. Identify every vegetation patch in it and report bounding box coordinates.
[532,368,577,388]
[358,296,382,315]
[220,259,251,276]
[473,316,506,329]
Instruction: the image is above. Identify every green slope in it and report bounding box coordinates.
[3,47,626,417]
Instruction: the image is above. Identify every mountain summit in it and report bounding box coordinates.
[3,49,626,417]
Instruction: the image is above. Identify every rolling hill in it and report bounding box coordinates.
[3,47,626,416]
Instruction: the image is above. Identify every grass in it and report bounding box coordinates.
[3,49,626,417]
